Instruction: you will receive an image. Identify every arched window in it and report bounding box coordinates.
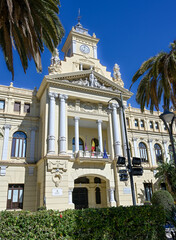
[72,137,84,152]
[168,145,173,161]
[154,144,163,163]
[139,142,148,162]
[91,138,99,152]
[11,131,27,158]
[74,177,89,184]
[94,177,101,184]
[95,187,101,204]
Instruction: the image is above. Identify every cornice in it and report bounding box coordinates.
[0,113,39,121]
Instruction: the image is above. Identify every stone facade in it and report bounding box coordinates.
[0,22,175,211]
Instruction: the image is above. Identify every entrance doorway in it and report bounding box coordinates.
[73,187,88,209]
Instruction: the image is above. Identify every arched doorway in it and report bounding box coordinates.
[73,176,107,209]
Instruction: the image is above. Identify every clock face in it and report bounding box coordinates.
[80,45,90,54]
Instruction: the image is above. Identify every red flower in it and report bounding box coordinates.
[60,214,62,218]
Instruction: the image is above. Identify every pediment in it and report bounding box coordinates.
[46,70,132,98]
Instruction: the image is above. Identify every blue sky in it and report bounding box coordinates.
[1,0,176,109]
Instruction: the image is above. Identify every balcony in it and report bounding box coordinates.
[70,150,111,164]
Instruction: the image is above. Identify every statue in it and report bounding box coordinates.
[51,48,60,66]
[48,48,62,74]
[89,71,95,87]
[113,63,124,87]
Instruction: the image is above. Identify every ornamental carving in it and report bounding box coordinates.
[113,63,124,87]
[48,48,62,74]
[61,72,120,93]
[80,102,98,113]
[67,101,75,110]
[48,161,67,187]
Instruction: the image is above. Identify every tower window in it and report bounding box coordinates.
[140,120,144,128]
[150,121,153,129]
[24,103,30,113]
[155,122,159,130]
[134,119,138,127]
[14,102,21,112]
[0,100,5,110]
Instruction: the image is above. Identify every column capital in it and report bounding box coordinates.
[132,137,137,142]
[162,140,167,144]
[111,103,119,109]
[48,92,58,99]
[3,124,11,130]
[148,139,153,143]
[74,116,80,121]
[59,94,68,100]
[97,120,102,124]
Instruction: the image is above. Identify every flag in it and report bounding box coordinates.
[103,140,108,158]
[91,139,95,152]
[85,136,88,151]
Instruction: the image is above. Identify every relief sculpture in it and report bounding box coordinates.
[48,160,67,187]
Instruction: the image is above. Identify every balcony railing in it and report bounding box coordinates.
[70,150,110,160]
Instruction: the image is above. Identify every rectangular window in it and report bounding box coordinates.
[0,100,5,110]
[24,103,30,113]
[134,119,138,127]
[7,184,24,209]
[155,122,159,130]
[144,183,153,201]
[140,120,144,128]
[150,121,153,129]
[14,102,21,112]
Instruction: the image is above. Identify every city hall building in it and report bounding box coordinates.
[0,21,175,211]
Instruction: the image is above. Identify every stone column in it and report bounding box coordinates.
[109,188,116,207]
[59,94,68,154]
[30,127,37,162]
[68,188,73,204]
[132,138,139,157]
[48,92,58,154]
[2,124,11,160]
[97,120,103,152]
[119,107,127,157]
[148,139,156,166]
[74,117,80,152]
[111,103,121,157]
[163,140,169,162]
[93,46,97,59]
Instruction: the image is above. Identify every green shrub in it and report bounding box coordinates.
[0,206,166,240]
[151,190,174,213]
[37,206,47,211]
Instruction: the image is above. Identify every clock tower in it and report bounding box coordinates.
[62,20,99,60]
[49,18,112,79]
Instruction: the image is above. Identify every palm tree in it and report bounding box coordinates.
[155,161,176,198]
[130,41,176,112]
[0,0,64,78]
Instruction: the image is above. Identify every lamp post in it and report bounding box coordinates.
[159,109,176,165]
[108,94,136,206]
